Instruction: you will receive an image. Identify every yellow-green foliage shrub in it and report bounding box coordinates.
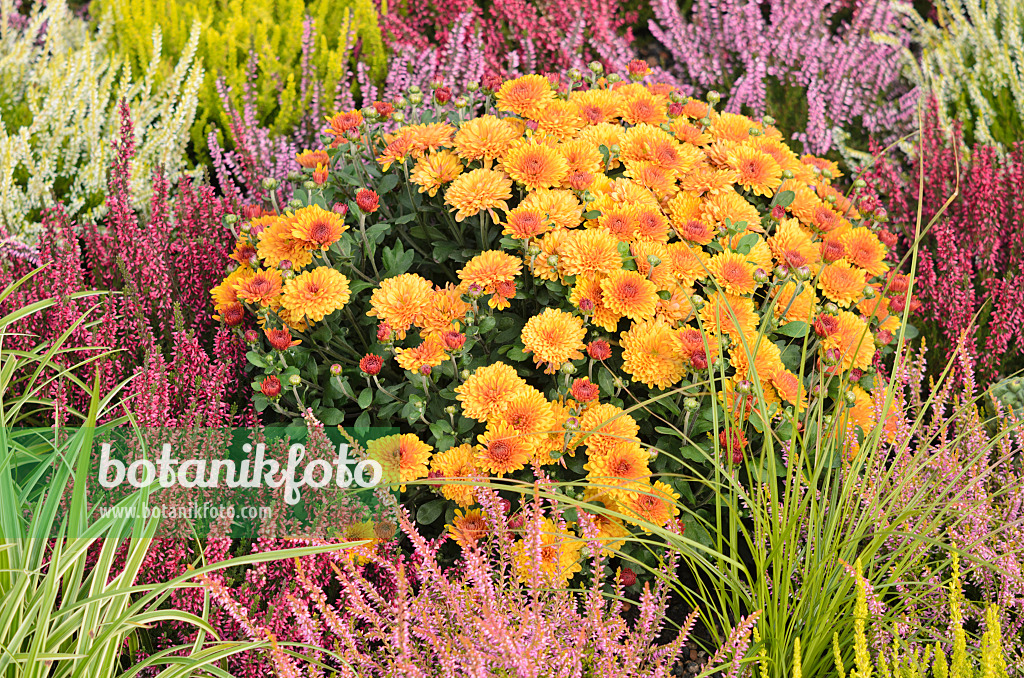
[0,0,203,236]
[902,0,1024,148]
[91,0,386,153]
[833,557,1011,678]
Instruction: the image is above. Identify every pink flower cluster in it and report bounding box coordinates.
[648,0,918,154]
[861,100,1024,380]
[0,100,247,425]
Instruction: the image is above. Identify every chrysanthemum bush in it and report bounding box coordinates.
[213,72,914,571]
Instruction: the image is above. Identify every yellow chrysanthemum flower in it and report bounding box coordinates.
[570,274,621,332]
[366,433,433,491]
[500,138,569,190]
[448,508,488,549]
[367,273,434,337]
[730,337,785,383]
[458,250,522,306]
[476,421,533,476]
[579,402,640,454]
[584,441,651,499]
[707,251,758,296]
[727,144,783,197]
[212,266,254,312]
[558,228,622,277]
[569,88,624,125]
[257,215,314,271]
[620,318,688,389]
[430,444,479,507]
[280,267,351,323]
[456,362,530,421]
[519,188,583,229]
[493,387,556,448]
[495,74,556,117]
[521,308,587,374]
[410,150,463,197]
[772,369,808,411]
[395,336,448,373]
[698,292,760,343]
[840,227,888,277]
[818,261,867,307]
[533,99,585,138]
[664,242,710,288]
[768,218,820,269]
[600,270,658,322]
[822,311,875,372]
[453,115,521,164]
[559,138,604,175]
[289,204,348,250]
[511,518,583,585]
[622,480,680,532]
[772,281,817,324]
[444,168,513,222]
[235,268,283,307]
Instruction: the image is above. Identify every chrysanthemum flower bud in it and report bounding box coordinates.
[748,127,761,136]
[560,362,576,375]
[287,170,303,183]
[224,214,238,225]
[888,274,910,294]
[408,85,421,94]
[376,323,392,342]
[753,268,769,284]
[527,244,542,256]
[454,97,468,109]
[588,61,604,73]
[587,339,612,361]
[878,229,897,248]
[303,180,316,190]
[568,68,582,81]
[823,302,839,314]
[691,350,708,370]
[360,354,384,376]
[821,240,845,263]
[394,97,408,109]
[795,265,811,280]
[689,294,704,309]
[579,298,595,312]
[460,369,471,380]
[240,221,251,234]
[824,193,837,204]
[646,254,662,268]
[853,178,867,189]
[736,379,753,395]
[224,304,245,326]
[261,177,278,190]
[706,90,721,104]
[278,259,292,271]
[773,265,790,279]
[822,169,833,179]
[356,188,380,213]
[482,73,503,92]
[361,106,376,119]
[762,115,776,126]
[288,198,304,208]
[564,417,581,431]
[373,101,394,118]
[684,397,700,412]
[876,330,893,346]
[419,364,432,376]
[620,568,637,587]
[261,375,282,398]
[466,81,479,92]
[244,329,259,343]
[667,102,684,117]
[627,59,651,80]
[247,254,260,267]
[843,390,857,406]
[875,208,888,222]
[863,285,876,299]
[330,363,343,376]
[570,378,599,402]
[849,368,863,383]
[443,330,466,351]
[266,328,297,352]
[782,169,794,180]
[814,314,840,337]
[822,347,842,366]
[607,73,621,83]
[288,374,302,386]
[392,112,405,123]
[546,255,559,267]
[409,92,424,105]
[444,405,457,415]
[434,86,452,104]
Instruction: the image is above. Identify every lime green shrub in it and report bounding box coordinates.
[833,557,1011,678]
[0,0,203,237]
[902,0,1024,148]
[91,0,386,153]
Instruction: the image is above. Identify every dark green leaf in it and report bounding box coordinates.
[778,321,809,338]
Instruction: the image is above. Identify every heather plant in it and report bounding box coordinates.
[91,0,385,155]
[212,74,910,582]
[646,0,919,161]
[0,101,248,423]
[0,0,203,236]
[860,103,1024,382]
[376,0,640,80]
[900,0,1024,149]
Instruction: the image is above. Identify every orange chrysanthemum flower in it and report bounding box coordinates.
[703,188,761,230]
[840,227,888,277]
[395,336,448,373]
[771,369,808,411]
[622,480,680,531]
[235,268,283,306]
[366,433,433,491]
[710,112,755,143]
[569,88,624,125]
[405,122,456,153]
[822,311,875,372]
[449,508,488,548]
[495,74,556,117]
[503,206,551,239]
[459,250,522,306]
[493,387,556,449]
[476,421,533,476]
[501,139,568,190]
[367,273,435,337]
[280,267,351,323]
[534,99,585,138]
[664,242,710,288]
[768,218,819,269]
[526,229,568,282]
[511,518,583,585]
[818,261,867,307]
[620,91,668,126]
[707,251,758,296]
[295,149,330,168]
[584,441,651,498]
[376,130,419,171]
[419,283,470,337]
[289,204,348,250]
[699,292,759,343]
[600,270,658,321]
[679,164,740,195]
[570,274,620,331]
[212,266,254,312]
[730,337,785,383]
[444,168,513,222]
[620,318,687,389]
[727,145,782,197]
[597,204,639,241]
[430,444,479,507]
[453,115,521,164]
[772,281,817,323]
[626,161,677,197]
[559,138,604,176]
[520,189,583,229]
[558,228,622,277]
[579,402,640,454]
[521,308,587,374]
[257,216,314,270]
[410,150,463,197]
[456,362,530,421]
